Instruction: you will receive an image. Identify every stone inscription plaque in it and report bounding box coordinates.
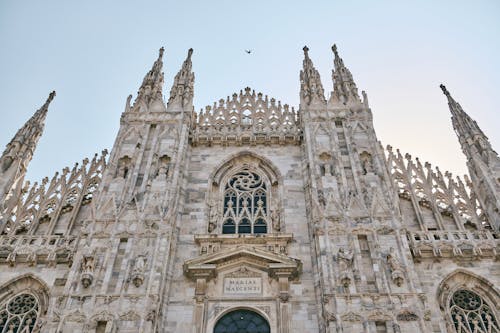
[223,277,262,294]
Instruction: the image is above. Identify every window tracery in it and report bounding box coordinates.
[449,289,499,333]
[222,169,269,234]
[0,293,39,333]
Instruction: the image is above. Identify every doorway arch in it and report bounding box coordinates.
[214,309,270,333]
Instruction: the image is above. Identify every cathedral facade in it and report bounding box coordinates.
[0,45,499,333]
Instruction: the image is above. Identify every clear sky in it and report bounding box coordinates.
[0,0,499,182]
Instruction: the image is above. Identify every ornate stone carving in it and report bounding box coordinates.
[208,198,218,233]
[337,247,353,288]
[155,154,170,180]
[257,306,271,317]
[359,151,374,175]
[80,243,95,288]
[192,87,300,145]
[325,311,336,322]
[130,253,147,287]
[271,208,281,232]
[117,155,132,179]
[386,247,404,286]
[226,266,260,278]
[396,309,419,321]
[341,311,363,322]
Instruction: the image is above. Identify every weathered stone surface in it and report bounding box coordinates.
[0,45,498,333]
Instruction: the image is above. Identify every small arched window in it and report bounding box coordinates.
[0,293,40,333]
[214,309,270,333]
[222,169,268,234]
[449,289,499,333]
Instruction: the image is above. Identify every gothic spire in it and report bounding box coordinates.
[299,46,326,106]
[440,84,500,231]
[440,84,496,163]
[167,48,195,111]
[134,47,165,109]
[1,91,55,168]
[329,44,361,106]
[0,91,55,212]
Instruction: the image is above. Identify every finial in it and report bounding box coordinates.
[41,91,56,109]
[303,45,309,56]
[48,91,56,102]
[159,47,165,59]
[188,48,193,58]
[440,84,449,96]
[332,44,338,57]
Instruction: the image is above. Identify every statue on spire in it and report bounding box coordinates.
[329,44,361,107]
[440,84,495,161]
[440,84,500,231]
[167,48,195,111]
[132,47,166,112]
[0,91,55,220]
[299,46,326,106]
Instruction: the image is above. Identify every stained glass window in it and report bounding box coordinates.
[450,289,499,333]
[222,169,268,234]
[214,309,270,333]
[0,293,39,333]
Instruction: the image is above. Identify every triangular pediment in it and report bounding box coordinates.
[183,245,301,280]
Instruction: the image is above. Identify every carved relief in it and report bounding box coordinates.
[386,247,404,287]
[117,155,132,179]
[337,247,353,288]
[80,242,95,288]
[130,253,147,287]
[155,154,170,180]
[359,151,374,175]
[193,88,300,145]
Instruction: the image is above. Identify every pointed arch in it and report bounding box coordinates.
[213,307,270,333]
[0,274,50,333]
[314,124,331,149]
[210,151,282,187]
[437,269,500,333]
[121,127,142,145]
[208,151,283,234]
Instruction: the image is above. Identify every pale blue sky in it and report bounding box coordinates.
[0,0,499,182]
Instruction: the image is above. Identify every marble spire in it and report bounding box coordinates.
[167,48,195,111]
[299,46,326,106]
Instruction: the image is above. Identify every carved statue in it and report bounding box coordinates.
[325,189,338,217]
[386,247,402,271]
[386,247,404,286]
[81,246,95,273]
[7,251,16,267]
[131,253,148,287]
[135,254,146,271]
[156,155,170,180]
[208,198,219,232]
[1,155,13,172]
[324,163,332,176]
[360,151,374,175]
[337,247,353,288]
[337,247,353,272]
[27,251,37,266]
[117,156,131,179]
[271,209,281,231]
[80,243,95,288]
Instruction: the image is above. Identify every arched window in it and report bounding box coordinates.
[0,293,40,333]
[214,309,270,333]
[222,169,268,234]
[449,289,500,333]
